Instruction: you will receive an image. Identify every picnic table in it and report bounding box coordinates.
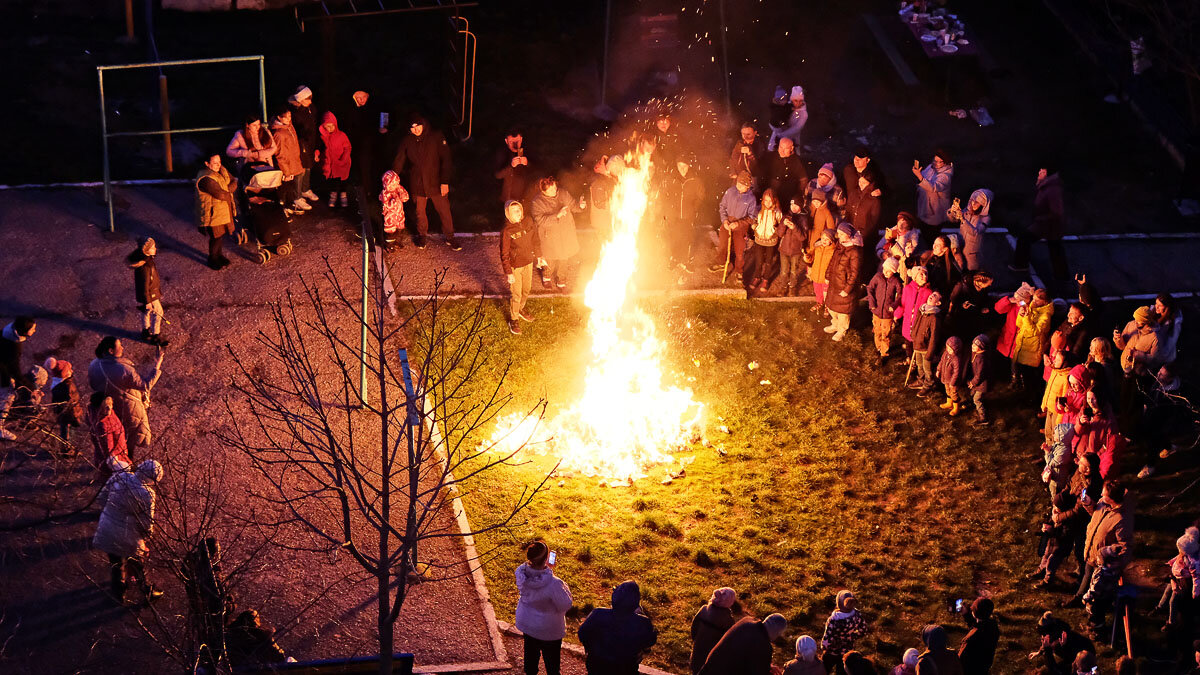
[901,10,978,59]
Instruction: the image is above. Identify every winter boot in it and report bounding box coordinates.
[141,328,154,344]
[340,192,349,208]
[788,276,800,297]
[939,398,954,410]
[328,192,338,208]
[949,402,962,417]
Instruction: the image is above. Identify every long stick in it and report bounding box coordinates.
[721,228,732,283]
[904,351,916,387]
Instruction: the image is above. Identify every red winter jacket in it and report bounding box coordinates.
[319,112,352,181]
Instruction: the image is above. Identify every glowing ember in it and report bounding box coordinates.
[490,152,703,483]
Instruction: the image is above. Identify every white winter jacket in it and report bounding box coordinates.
[514,563,573,641]
[93,470,156,558]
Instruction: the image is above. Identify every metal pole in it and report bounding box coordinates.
[123,0,135,41]
[600,0,611,108]
[359,206,371,407]
[257,57,268,125]
[717,0,733,117]
[98,69,115,233]
[159,75,173,173]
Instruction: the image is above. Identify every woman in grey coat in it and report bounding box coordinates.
[87,336,163,451]
[530,176,585,291]
[954,188,992,271]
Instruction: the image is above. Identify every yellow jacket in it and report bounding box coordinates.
[1012,302,1053,366]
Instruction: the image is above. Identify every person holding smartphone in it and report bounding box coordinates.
[515,541,573,675]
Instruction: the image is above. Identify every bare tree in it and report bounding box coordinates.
[1102,0,1200,126]
[221,262,547,675]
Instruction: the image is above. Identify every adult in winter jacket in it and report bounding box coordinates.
[866,257,904,362]
[225,115,277,171]
[842,147,885,236]
[94,459,163,603]
[495,129,532,206]
[761,138,808,209]
[968,335,992,425]
[500,201,543,335]
[287,86,320,204]
[668,155,705,268]
[911,292,945,395]
[711,172,758,277]
[689,588,738,674]
[821,590,869,674]
[0,317,36,442]
[1114,306,1162,376]
[825,223,863,341]
[515,541,573,675]
[956,188,992,271]
[127,237,167,346]
[393,114,458,249]
[341,89,390,197]
[948,271,994,341]
[729,123,766,180]
[1069,481,1134,605]
[1073,389,1124,478]
[921,235,962,294]
[88,336,162,450]
[578,580,658,675]
[270,109,308,212]
[936,336,966,416]
[767,86,807,151]
[531,177,585,291]
[912,150,954,228]
[194,154,239,270]
[318,111,352,208]
[697,613,787,675]
[1012,164,1068,279]
[918,624,963,675]
[958,597,999,674]
[1011,290,1054,389]
[782,636,824,675]
[900,266,934,347]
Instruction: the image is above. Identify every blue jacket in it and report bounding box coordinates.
[865,271,903,319]
[718,186,758,225]
[578,581,658,674]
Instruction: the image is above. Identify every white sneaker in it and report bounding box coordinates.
[302,190,319,201]
[823,325,837,334]
[293,198,313,211]
[832,331,845,342]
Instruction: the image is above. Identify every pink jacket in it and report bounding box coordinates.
[319,111,352,181]
[900,282,932,341]
[994,297,1020,358]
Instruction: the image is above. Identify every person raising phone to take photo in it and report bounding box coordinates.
[515,541,573,675]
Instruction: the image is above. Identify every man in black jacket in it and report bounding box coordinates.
[127,237,168,346]
[578,580,658,674]
[958,597,999,674]
[760,138,807,209]
[493,128,531,207]
[393,114,459,250]
[0,316,36,441]
[288,86,320,204]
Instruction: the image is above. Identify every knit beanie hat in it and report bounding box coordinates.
[790,85,805,101]
[835,589,856,611]
[1133,306,1154,324]
[795,635,818,660]
[1178,527,1200,558]
[818,163,835,180]
[773,85,788,102]
[909,265,927,278]
[736,170,753,187]
[136,459,164,483]
[810,190,827,204]
[27,365,48,389]
[710,587,737,608]
[836,222,855,239]
[763,613,788,640]
[289,85,312,103]
[972,333,989,351]
[902,648,919,667]
[882,257,900,274]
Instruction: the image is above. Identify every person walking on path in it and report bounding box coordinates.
[530,177,585,292]
[393,113,459,250]
[697,613,787,675]
[578,580,658,675]
[912,150,954,233]
[93,458,164,604]
[689,587,738,674]
[0,316,36,442]
[318,111,352,208]
[88,336,162,452]
[287,86,320,205]
[127,237,168,347]
[515,541,572,675]
[501,201,543,335]
[195,154,239,270]
[1011,163,1068,279]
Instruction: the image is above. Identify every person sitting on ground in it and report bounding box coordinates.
[1071,651,1098,675]
[768,86,808,151]
[783,635,824,675]
[127,237,168,347]
[936,336,967,416]
[86,393,130,479]
[867,257,904,365]
[951,188,992,271]
[968,334,993,426]
[47,359,83,450]
[911,292,945,398]
[777,198,809,298]
[1028,612,1094,673]
[225,609,290,668]
[530,177,585,293]
[900,267,933,359]
[515,540,573,675]
[958,597,999,674]
[711,171,759,280]
[889,648,919,675]
[578,580,658,675]
[318,111,352,208]
[820,590,869,674]
[698,612,787,675]
[918,624,964,675]
[824,223,863,342]
[807,228,836,318]
[500,200,543,336]
[912,149,954,229]
[94,459,164,605]
[689,587,738,674]
[745,189,783,295]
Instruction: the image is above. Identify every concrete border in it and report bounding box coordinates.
[496,621,680,675]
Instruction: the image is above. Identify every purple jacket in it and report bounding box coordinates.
[866,271,903,320]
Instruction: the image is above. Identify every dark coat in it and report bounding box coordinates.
[778,215,808,257]
[341,98,389,192]
[689,604,736,674]
[842,162,883,234]
[1032,173,1065,240]
[912,310,943,355]
[51,378,83,426]
[578,581,658,675]
[392,127,453,197]
[500,215,541,274]
[922,250,962,294]
[968,348,991,393]
[225,623,287,668]
[937,336,966,387]
[729,138,766,178]
[128,253,161,306]
[1055,318,1091,363]
[866,271,903,319]
[761,153,808,207]
[0,326,23,389]
[825,244,862,314]
[494,143,532,205]
[957,614,999,674]
[697,617,773,675]
[289,101,318,169]
[948,276,994,339]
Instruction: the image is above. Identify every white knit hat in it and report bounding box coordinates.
[790,85,805,100]
[290,85,313,103]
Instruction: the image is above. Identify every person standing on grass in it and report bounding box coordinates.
[710,171,759,280]
[950,189,991,272]
[88,336,163,452]
[318,111,352,208]
[910,292,945,398]
[1066,480,1134,609]
[127,237,168,346]
[195,154,239,270]
[918,625,963,675]
[762,137,808,210]
[900,266,933,359]
[842,147,884,238]
[392,113,459,250]
[824,223,863,342]
[957,597,999,675]
[501,201,543,336]
[866,257,903,365]
[729,123,765,183]
[744,189,783,296]
[515,541,572,675]
[820,590,868,674]
[94,459,164,605]
[967,334,993,426]
[0,316,36,442]
[531,177,585,293]
[698,613,787,675]
[1113,305,1162,435]
[1010,162,1067,279]
[689,587,738,674]
[287,86,321,207]
[666,153,705,272]
[783,636,823,675]
[806,229,835,318]
[578,580,658,675]
[1010,288,1054,392]
[270,108,310,215]
[936,336,966,416]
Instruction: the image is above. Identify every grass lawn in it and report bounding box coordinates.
[443,296,1175,673]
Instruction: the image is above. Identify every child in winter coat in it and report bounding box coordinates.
[87,392,131,478]
[777,198,808,297]
[379,170,409,247]
[319,111,352,208]
[1042,422,1075,498]
[866,257,904,363]
[900,266,933,356]
[1083,545,1125,631]
[911,292,944,396]
[888,648,919,675]
[820,590,868,672]
[1040,349,1071,436]
[1031,491,1083,588]
[47,358,83,450]
[1157,527,1200,631]
[935,336,966,416]
[127,237,168,346]
[806,229,835,315]
[782,635,824,675]
[9,365,48,428]
[968,334,992,426]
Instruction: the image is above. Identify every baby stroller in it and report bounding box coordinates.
[242,170,294,264]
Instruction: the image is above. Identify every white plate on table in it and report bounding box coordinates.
[940,44,959,53]
[957,39,970,45]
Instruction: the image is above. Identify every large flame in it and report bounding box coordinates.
[490,153,703,483]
